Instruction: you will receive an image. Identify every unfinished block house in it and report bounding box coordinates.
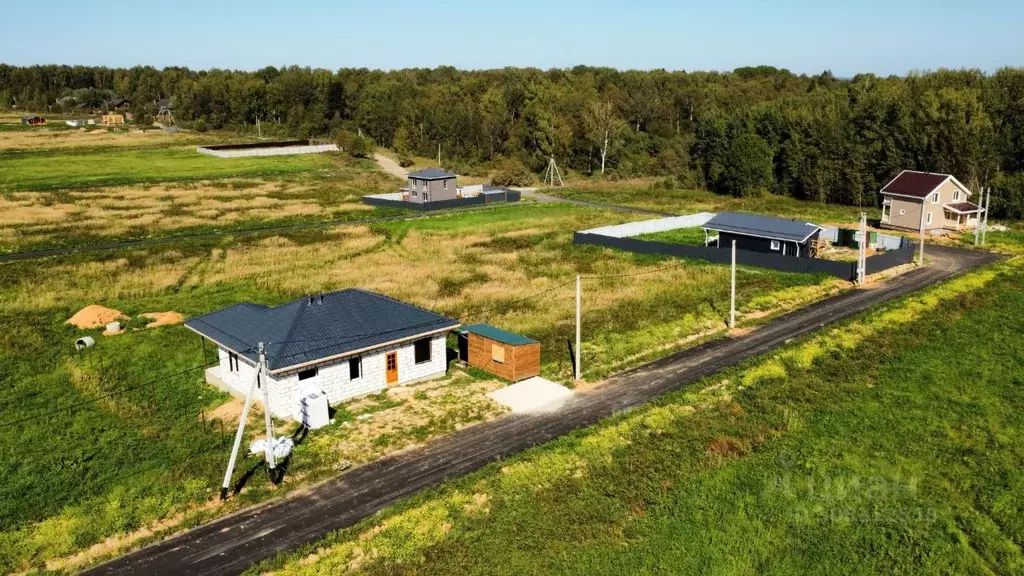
[186,289,460,418]
[880,170,983,232]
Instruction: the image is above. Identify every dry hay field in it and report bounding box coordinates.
[0,125,397,252]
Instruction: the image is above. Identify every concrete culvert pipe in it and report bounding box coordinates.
[75,336,95,350]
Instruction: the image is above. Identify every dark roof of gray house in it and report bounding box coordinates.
[702,211,822,243]
[880,170,949,198]
[408,168,457,180]
[185,289,459,372]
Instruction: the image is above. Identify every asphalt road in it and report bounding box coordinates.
[82,244,999,576]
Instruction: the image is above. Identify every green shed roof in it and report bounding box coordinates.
[461,324,537,346]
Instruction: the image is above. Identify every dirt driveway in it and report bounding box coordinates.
[373,153,408,179]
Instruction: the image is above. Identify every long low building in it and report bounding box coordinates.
[702,211,823,258]
[186,289,460,418]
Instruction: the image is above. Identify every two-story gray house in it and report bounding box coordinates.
[404,168,458,203]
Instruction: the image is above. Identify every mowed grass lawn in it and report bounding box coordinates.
[254,258,1024,576]
[0,202,843,573]
[0,145,332,192]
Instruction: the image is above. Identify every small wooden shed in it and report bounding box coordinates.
[459,324,539,382]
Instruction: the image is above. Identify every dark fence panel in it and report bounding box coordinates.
[362,194,519,212]
[574,232,857,280]
[865,239,916,275]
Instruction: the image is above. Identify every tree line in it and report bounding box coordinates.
[2,64,1023,217]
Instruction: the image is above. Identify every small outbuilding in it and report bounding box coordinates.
[702,211,823,258]
[458,324,540,382]
[102,114,125,126]
[21,115,46,126]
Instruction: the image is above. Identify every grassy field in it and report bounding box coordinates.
[636,225,709,246]
[0,201,845,573]
[252,256,1024,576]
[553,180,876,224]
[0,128,405,252]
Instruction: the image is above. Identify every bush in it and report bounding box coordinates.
[398,156,415,168]
[336,131,375,158]
[193,118,208,133]
[491,158,533,187]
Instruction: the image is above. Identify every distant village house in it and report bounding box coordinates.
[879,170,982,232]
[702,211,824,258]
[21,114,46,126]
[404,168,459,203]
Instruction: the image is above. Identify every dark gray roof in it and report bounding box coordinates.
[408,168,457,180]
[702,211,822,243]
[185,289,459,372]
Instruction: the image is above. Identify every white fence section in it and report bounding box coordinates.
[363,192,405,201]
[196,143,339,158]
[821,226,904,250]
[579,212,717,238]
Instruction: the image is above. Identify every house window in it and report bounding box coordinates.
[422,181,427,190]
[770,240,781,251]
[411,190,417,197]
[409,179,415,188]
[298,367,318,381]
[491,344,505,363]
[423,192,429,202]
[930,192,939,204]
[953,189,961,201]
[229,352,239,372]
[443,180,448,190]
[349,357,362,380]
[414,338,432,364]
[926,212,933,225]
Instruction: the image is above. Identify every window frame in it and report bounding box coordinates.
[953,189,961,201]
[770,240,781,251]
[443,179,448,190]
[229,352,239,372]
[926,212,933,225]
[491,343,505,364]
[930,192,939,204]
[413,338,432,365]
[297,367,318,381]
[349,356,362,380]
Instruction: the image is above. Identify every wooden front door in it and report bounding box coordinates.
[385,352,398,385]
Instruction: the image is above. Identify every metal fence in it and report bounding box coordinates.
[575,232,917,281]
[196,142,339,158]
[362,190,520,212]
[579,212,716,238]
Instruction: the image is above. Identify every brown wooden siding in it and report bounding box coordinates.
[466,333,540,382]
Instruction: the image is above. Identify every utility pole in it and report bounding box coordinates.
[221,342,264,500]
[729,240,736,329]
[575,274,581,381]
[974,187,982,246]
[918,201,926,266]
[256,114,261,138]
[981,187,992,246]
[857,212,867,284]
[259,343,276,471]
[437,143,441,167]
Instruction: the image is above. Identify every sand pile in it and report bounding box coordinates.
[139,311,184,328]
[67,305,127,330]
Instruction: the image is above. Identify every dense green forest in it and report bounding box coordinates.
[2,64,1023,216]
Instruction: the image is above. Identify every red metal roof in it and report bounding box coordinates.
[881,171,949,198]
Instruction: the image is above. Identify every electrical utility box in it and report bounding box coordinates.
[297,389,330,430]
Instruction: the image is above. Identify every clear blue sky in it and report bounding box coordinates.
[1,0,1020,75]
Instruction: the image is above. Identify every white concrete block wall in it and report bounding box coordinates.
[222,333,450,419]
[214,348,259,397]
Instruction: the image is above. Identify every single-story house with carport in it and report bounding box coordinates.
[879,170,982,232]
[458,324,540,382]
[702,211,823,258]
[185,289,460,418]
